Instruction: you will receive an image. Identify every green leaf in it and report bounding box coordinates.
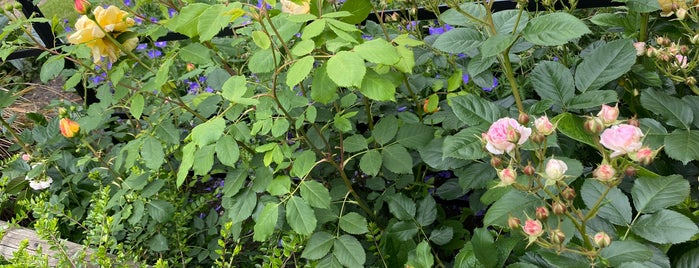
[450,94,501,126]
[40,55,64,83]
[291,150,316,178]
[251,30,271,49]
[286,56,315,88]
[664,130,699,165]
[632,209,699,244]
[343,134,368,152]
[553,113,595,146]
[483,190,544,227]
[480,33,516,58]
[300,180,331,209]
[354,38,400,65]
[599,241,651,267]
[179,43,212,65]
[624,0,661,13]
[468,55,497,77]
[522,12,591,46]
[675,247,699,268]
[382,145,413,174]
[333,235,365,267]
[301,231,335,260]
[129,200,145,225]
[416,195,437,226]
[472,227,498,268]
[286,196,317,235]
[359,150,382,176]
[311,64,338,104]
[198,5,234,41]
[327,51,366,87]
[632,175,689,214]
[248,49,278,74]
[148,200,174,223]
[396,123,435,149]
[141,136,164,170]
[339,212,369,234]
[387,193,416,220]
[539,249,589,268]
[394,45,416,73]
[574,39,636,92]
[567,90,618,110]
[581,180,632,225]
[433,28,483,54]
[429,226,454,246]
[443,126,489,161]
[177,143,196,187]
[457,162,496,190]
[148,233,169,252]
[267,176,290,196]
[291,39,315,57]
[387,221,419,241]
[302,19,326,40]
[192,144,215,176]
[493,10,529,34]
[373,116,398,145]
[530,61,574,108]
[130,94,145,119]
[358,70,396,101]
[339,0,372,24]
[405,241,434,268]
[166,3,209,38]
[191,117,226,147]
[216,135,240,167]
[453,242,484,268]
[253,203,279,241]
[641,88,693,129]
[440,3,486,27]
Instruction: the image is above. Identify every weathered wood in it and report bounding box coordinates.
[0,220,91,267]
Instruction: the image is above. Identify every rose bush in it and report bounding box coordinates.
[1,0,699,267]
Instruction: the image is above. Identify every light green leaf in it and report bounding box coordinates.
[416,195,437,226]
[358,70,396,101]
[433,28,483,54]
[248,49,278,74]
[359,150,382,176]
[641,88,693,129]
[40,55,64,83]
[177,143,196,187]
[267,176,291,196]
[300,180,331,208]
[226,189,257,223]
[216,135,240,167]
[450,94,501,125]
[339,212,369,234]
[632,175,689,214]
[599,241,651,267]
[327,51,366,87]
[567,90,618,109]
[179,43,212,65]
[382,145,413,174]
[480,33,516,58]
[253,203,279,241]
[553,112,595,146]
[302,19,326,40]
[301,231,335,260]
[440,3,486,26]
[483,190,544,227]
[664,130,699,165]
[286,56,315,88]
[581,180,632,225]
[198,5,234,41]
[291,150,316,179]
[522,12,591,46]
[338,0,372,24]
[493,10,529,34]
[311,65,338,104]
[354,38,400,65]
[292,39,315,57]
[252,30,271,49]
[405,241,434,268]
[574,39,636,92]
[141,136,164,170]
[130,94,145,120]
[166,3,209,38]
[333,235,365,268]
[387,193,416,220]
[148,200,174,223]
[286,196,317,235]
[531,61,575,108]
[632,209,699,244]
[191,117,226,147]
[373,116,398,145]
[625,0,661,13]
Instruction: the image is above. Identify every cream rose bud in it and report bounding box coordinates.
[599,124,644,158]
[545,159,567,181]
[597,104,619,125]
[523,219,543,237]
[483,118,532,155]
[498,167,517,186]
[534,116,554,135]
[594,232,611,248]
[593,163,616,182]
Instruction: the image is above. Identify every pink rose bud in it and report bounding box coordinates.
[536,206,549,220]
[490,156,503,168]
[545,159,568,181]
[523,163,536,176]
[21,154,31,162]
[597,104,619,125]
[599,124,644,158]
[534,116,554,135]
[625,166,637,177]
[584,117,605,135]
[630,147,658,165]
[675,54,689,69]
[508,215,521,229]
[627,117,640,127]
[186,63,195,72]
[552,201,566,215]
[562,187,576,200]
[646,47,658,57]
[594,232,611,248]
[550,229,566,244]
[518,113,530,125]
[498,167,517,186]
[74,0,89,14]
[484,118,532,155]
[633,42,646,56]
[523,219,544,237]
[593,163,616,182]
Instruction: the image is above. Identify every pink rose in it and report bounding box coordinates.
[633,42,646,56]
[599,124,644,158]
[597,104,619,125]
[534,116,554,135]
[593,163,616,181]
[523,219,543,237]
[484,118,532,155]
[498,167,517,186]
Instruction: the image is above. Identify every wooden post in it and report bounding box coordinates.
[0,220,92,267]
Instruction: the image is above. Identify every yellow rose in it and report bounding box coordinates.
[67,5,135,63]
[93,6,135,32]
[280,0,310,15]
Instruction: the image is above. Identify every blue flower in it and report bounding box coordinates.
[168,8,177,18]
[134,16,143,25]
[553,57,559,62]
[482,77,498,92]
[428,24,453,35]
[361,34,373,40]
[198,76,207,83]
[462,73,469,84]
[257,0,272,9]
[154,41,167,48]
[205,86,214,93]
[147,49,162,58]
[123,0,132,6]
[136,44,147,51]
[397,106,407,112]
[150,17,159,23]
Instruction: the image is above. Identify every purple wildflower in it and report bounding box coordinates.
[136,44,147,51]
[257,0,272,9]
[428,24,453,35]
[406,21,418,31]
[361,34,373,40]
[147,49,162,58]
[205,86,214,93]
[154,41,167,48]
[553,57,559,62]
[168,8,177,18]
[123,0,132,6]
[198,76,207,83]
[397,106,407,112]
[462,73,469,84]
[482,77,498,92]
[150,17,159,23]
[134,17,143,25]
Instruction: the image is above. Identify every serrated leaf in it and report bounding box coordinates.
[291,150,316,178]
[216,135,240,167]
[433,28,483,54]
[301,231,335,260]
[387,221,419,241]
[354,38,400,65]
[440,3,486,26]
[358,70,396,101]
[286,196,317,235]
[373,116,398,145]
[166,3,208,38]
[581,180,632,225]
[191,117,226,147]
[599,241,652,267]
[311,64,338,104]
[443,126,489,160]
[198,5,234,41]
[396,123,435,149]
[130,94,144,119]
[641,88,693,129]
[252,30,271,49]
[339,212,369,234]
[574,39,636,92]
[148,233,169,252]
[493,10,529,34]
[530,61,575,108]
[480,33,516,58]
[472,227,497,268]
[227,189,257,223]
[382,145,413,174]
[333,235,365,268]
[177,143,196,187]
[327,51,365,87]
[180,43,212,64]
[664,130,699,165]
[193,144,215,176]
[343,134,368,152]
[387,193,416,220]
[632,209,699,244]
[286,56,315,87]
[359,150,381,176]
[405,241,434,268]
[675,247,699,268]
[338,0,372,24]
[300,180,331,209]
[632,175,689,214]
[416,195,437,226]
[450,94,501,126]
[522,12,591,46]
[567,90,618,109]
[141,136,164,170]
[148,200,174,223]
[429,226,453,245]
[483,190,544,227]
[253,203,279,241]
[553,112,595,146]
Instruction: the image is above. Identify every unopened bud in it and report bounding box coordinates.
[645,47,658,57]
[523,163,536,176]
[686,76,697,86]
[518,113,530,125]
[490,156,503,168]
[584,117,605,134]
[680,45,689,54]
[627,117,640,127]
[594,232,611,248]
[593,164,616,182]
[562,187,576,200]
[508,215,521,229]
[629,147,658,165]
[531,133,546,144]
[535,206,549,220]
[3,3,12,11]
[656,37,667,46]
[506,127,521,143]
[624,166,637,177]
[677,8,687,20]
[552,201,566,215]
[186,63,195,72]
[550,229,566,245]
[692,34,699,45]
[74,0,90,14]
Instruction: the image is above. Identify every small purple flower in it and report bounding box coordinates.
[482,77,498,92]
[147,49,162,58]
[458,53,466,58]
[199,213,206,219]
[198,76,207,83]
[257,0,272,9]
[136,44,147,51]
[428,24,452,35]
[65,26,72,32]
[168,8,177,18]
[397,106,407,112]
[134,17,143,25]
[150,17,159,23]
[553,57,559,62]
[154,41,167,48]
[205,86,214,93]
[361,34,373,40]
[462,73,469,84]
[123,0,132,6]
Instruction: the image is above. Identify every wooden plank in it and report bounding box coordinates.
[0,220,93,267]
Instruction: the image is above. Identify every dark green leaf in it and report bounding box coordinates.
[567,90,618,110]
[405,241,434,268]
[450,94,501,125]
[396,123,435,149]
[286,196,317,235]
[373,116,398,145]
[531,61,575,108]
[311,65,338,104]
[443,126,489,160]
[429,226,454,245]
[416,195,437,226]
[664,130,699,165]
[632,175,689,214]
[333,235,365,267]
[581,180,632,225]
[387,220,419,241]
[483,190,543,227]
[339,212,369,234]
[227,189,257,223]
[472,227,498,268]
[632,209,699,244]
[599,241,652,267]
[433,28,483,54]
[522,12,591,46]
[574,39,636,92]
[141,136,164,170]
[301,231,335,260]
[300,180,331,209]
[387,193,416,220]
[148,200,174,223]
[359,150,382,176]
[382,145,413,174]
[675,247,699,268]
[148,233,169,252]
[641,88,693,129]
[343,134,368,152]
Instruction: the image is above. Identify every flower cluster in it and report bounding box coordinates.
[68,5,137,63]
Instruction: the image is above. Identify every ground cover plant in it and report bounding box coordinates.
[2,0,699,267]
